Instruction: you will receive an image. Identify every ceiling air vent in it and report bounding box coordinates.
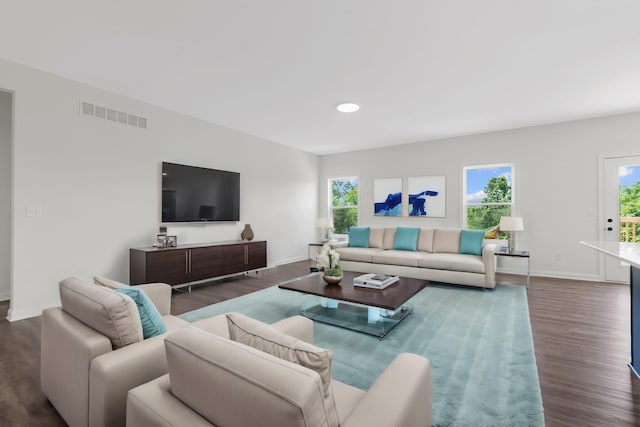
[80,100,148,130]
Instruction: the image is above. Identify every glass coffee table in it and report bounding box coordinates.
[278,271,428,338]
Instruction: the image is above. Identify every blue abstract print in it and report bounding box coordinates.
[374,192,402,216]
[409,190,439,216]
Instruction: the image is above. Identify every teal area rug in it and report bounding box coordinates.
[180,283,544,427]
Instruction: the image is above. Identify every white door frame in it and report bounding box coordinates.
[598,153,640,282]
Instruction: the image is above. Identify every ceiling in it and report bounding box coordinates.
[1,1,639,155]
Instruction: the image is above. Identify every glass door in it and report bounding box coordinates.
[602,156,640,282]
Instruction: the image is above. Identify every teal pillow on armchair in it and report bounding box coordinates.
[115,287,167,339]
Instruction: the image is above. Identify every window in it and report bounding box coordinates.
[329,177,358,235]
[463,164,514,237]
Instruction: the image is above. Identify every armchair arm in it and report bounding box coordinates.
[41,307,112,427]
[270,315,314,344]
[137,283,172,315]
[127,375,213,427]
[342,353,431,427]
[89,332,171,427]
[482,243,498,289]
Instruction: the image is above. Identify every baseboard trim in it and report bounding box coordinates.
[497,267,603,283]
[273,256,307,266]
[7,302,58,322]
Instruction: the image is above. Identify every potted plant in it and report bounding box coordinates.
[316,243,343,285]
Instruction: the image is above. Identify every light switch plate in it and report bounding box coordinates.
[26,206,43,217]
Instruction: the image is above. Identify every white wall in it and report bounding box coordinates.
[1,58,318,321]
[320,112,640,281]
[0,91,11,301]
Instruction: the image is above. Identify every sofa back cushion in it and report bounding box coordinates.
[59,277,143,349]
[433,229,461,254]
[369,227,385,248]
[226,313,339,427]
[459,229,485,256]
[349,226,370,248]
[166,327,332,427]
[417,228,435,252]
[393,227,421,251]
[382,227,397,250]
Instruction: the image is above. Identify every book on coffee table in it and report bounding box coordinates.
[353,273,399,289]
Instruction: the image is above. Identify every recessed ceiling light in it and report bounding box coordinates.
[336,103,360,113]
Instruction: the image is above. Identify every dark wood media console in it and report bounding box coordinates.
[130,240,267,290]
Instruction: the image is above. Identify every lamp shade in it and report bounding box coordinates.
[316,217,333,228]
[499,216,524,231]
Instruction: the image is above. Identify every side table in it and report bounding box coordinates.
[495,247,531,287]
[308,243,324,260]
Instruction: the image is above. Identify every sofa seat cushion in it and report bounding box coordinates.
[418,253,485,274]
[371,250,421,267]
[335,247,384,263]
[59,277,144,349]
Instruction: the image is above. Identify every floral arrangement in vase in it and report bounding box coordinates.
[316,243,342,284]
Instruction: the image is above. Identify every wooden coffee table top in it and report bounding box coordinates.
[278,270,428,311]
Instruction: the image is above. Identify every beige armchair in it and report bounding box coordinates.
[41,277,189,427]
[41,277,313,427]
[127,320,432,427]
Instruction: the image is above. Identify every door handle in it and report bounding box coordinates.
[607,227,613,231]
[607,218,613,223]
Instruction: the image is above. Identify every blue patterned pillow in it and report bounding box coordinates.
[349,226,370,248]
[393,227,420,251]
[115,287,167,339]
[459,229,485,256]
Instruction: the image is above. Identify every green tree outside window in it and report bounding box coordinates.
[465,165,513,239]
[620,182,640,242]
[331,178,358,234]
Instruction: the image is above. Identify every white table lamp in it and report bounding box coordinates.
[499,216,524,254]
[316,217,333,242]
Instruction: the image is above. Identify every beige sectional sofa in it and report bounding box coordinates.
[333,227,497,289]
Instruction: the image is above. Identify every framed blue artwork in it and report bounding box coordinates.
[407,176,446,217]
[374,178,402,216]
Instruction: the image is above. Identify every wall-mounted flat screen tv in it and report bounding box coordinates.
[161,162,240,222]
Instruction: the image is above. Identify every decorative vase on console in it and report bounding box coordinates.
[241,224,254,241]
[317,243,342,285]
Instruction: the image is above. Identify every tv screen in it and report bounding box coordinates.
[161,162,240,222]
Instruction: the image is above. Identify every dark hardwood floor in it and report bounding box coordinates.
[1,261,639,426]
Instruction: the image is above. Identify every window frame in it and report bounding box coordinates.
[462,163,515,231]
[328,176,359,237]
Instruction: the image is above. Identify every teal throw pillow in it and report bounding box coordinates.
[115,287,167,339]
[349,226,370,248]
[459,229,485,256]
[393,227,420,251]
